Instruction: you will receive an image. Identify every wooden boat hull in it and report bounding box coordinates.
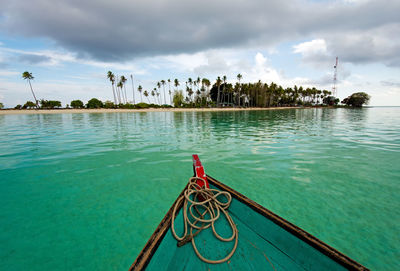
[130,163,368,270]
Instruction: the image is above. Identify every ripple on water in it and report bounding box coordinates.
[0,108,399,270]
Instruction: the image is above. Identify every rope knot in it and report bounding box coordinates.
[171,177,238,264]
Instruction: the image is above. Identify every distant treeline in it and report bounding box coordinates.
[6,71,369,110]
[12,98,173,110]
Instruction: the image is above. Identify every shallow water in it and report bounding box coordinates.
[0,108,399,270]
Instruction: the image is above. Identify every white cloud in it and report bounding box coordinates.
[243,52,311,88]
[255,52,267,66]
[292,39,333,68]
[293,39,328,55]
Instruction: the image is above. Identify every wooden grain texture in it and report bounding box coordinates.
[129,176,369,271]
[207,175,368,271]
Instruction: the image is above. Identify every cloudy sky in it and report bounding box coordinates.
[0,0,399,107]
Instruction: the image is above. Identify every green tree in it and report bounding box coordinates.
[174,78,180,91]
[216,76,222,106]
[143,90,150,103]
[202,78,211,105]
[107,71,117,104]
[117,80,123,104]
[187,78,193,102]
[0,102,4,109]
[86,98,103,108]
[221,75,227,104]
[40,99,62,109]
[23,101,37,109]
[167,79,172,105]
[14,104,22,109]
[237,74,242,106]
[121,75,128,104]
[151,88,156,104]
[342,92,370,107]
[22,71,38,108]
[70,100,84,108]
[323,96,339,106]
[161,79,166,105]
[173,90,184,107]
[156,91,161,105]
[156,82,161,104]
[138,85,143,103]
[104,100,115,108]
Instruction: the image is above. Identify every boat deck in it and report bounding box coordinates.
[131,176,367,270]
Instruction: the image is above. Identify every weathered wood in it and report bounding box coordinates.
[207,175,368,271]
[129,176,369,271]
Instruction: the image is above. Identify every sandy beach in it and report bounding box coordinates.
[0,107,297,115]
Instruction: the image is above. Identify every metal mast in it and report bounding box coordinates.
[332,57,338,97]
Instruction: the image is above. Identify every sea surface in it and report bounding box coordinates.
[0,107,399,270]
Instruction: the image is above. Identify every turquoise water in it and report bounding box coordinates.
[0,108,399,270]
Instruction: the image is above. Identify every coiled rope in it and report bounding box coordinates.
[171,177,238,264]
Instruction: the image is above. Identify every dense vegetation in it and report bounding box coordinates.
[106,71,341,108]
[0,71,370,110]
[70,100,84,109]
[86,98,103,109]
[39,99,62,109]
[341,92,370,107]
[22,101,37,109]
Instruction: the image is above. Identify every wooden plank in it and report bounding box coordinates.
[145,196,300,271]
[228,195,346,270]
[207,175,368,271]
[130,175,368,270]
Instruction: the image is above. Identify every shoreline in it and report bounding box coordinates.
[0,107,303,115]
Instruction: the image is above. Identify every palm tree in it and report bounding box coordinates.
[107,71,117,105]
[22,71,38,108]
[222,75,227,105]
[237,74,242,107]
[117,81,123,104]
[121,75,128,104]
[174,78,180,91]
[151,89,156,104]
[317,89,322,104]
[200,84,206,104]
[216,76,222,107]
[130,74,135,104]
[138,85,143,103]
[167,79,172,105]
[185,81,188,101]
[203,78,211,106]
[161,80,166,105]
[200,78,206,100]
[196,77,201,90]
[114,74,120,104]
[188,78,193,102]
[269,82,278,106]
[143,90,150,103]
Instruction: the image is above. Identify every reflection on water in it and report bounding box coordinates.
[0,107,399,270]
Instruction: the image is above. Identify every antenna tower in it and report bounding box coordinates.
[332,57,338,97]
